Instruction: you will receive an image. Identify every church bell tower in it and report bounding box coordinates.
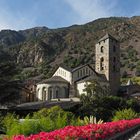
[95,33,120,94]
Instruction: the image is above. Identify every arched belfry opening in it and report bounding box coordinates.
[100,57,104,70]
[101,46,104,53]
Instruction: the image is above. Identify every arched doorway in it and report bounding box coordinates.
[55,86,60,98]
[48,87,53,100]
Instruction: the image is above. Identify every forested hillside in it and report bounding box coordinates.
[1,16,140,81]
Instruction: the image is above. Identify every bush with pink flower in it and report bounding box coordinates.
[5,118,140,140]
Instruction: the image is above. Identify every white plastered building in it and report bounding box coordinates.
[36,64,108,101]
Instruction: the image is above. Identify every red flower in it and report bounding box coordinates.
[10,118,140,140]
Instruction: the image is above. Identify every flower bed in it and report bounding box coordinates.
[6,118,140,140]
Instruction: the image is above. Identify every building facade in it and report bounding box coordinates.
[36,64,102,101]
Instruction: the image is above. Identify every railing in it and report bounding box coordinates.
[106,124,140,140]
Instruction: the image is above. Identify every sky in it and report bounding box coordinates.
[0,0,140,30]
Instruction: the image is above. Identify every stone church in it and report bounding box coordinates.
[21,33,140,102]
[35,33,120,101]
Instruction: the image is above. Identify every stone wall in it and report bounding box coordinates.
[95,36,120,95]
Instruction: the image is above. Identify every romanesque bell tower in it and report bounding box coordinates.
[95,33,120,94]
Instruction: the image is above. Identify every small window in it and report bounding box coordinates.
[80,70,82,77]
[77,71,80,78]
[100,57,104,70]
[101,46,104,53]
[86,68,88,74]
[113,65,116,72]
[83,69,85,76]
[89,70,90,75]
[56,90,58,98]
[113,57,116,62]
[113,46,116,52]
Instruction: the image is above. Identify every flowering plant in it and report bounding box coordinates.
[5,118,140,140]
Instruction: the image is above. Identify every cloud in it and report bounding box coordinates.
[0,0,139,30]
[65,0,119,24]
[0,2,38,31]
[0,13,37,31]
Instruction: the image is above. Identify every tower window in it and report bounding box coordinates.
[100,57,104,70]
[113,57,116,62]
[101,46,104,53]
[113,46,116,52]
[113,65,116,72]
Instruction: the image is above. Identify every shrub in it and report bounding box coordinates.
[19,119,40,136]
[2,106,77,136]
[112,108,138,121]
[79,96,128,121]
[2,113,19,135]
[11,118,140,140]
[78,116,103,125]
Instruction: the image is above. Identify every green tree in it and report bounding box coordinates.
[0,52,22,105]
[82,80,110,101]
[79,94,140,121]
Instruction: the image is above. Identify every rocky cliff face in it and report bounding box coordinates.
[0,16,140,80]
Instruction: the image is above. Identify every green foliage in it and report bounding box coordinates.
[2,103,140,136]
[112,108,138,121]
[0,58,22,104]
[2,113,19,135]
[126,46,138,60]
[79,95,140,121]
[33,106,75,130]
[2,106,77,136]
[38,117,54,132]
[83,80,110,99]
[78,116,103,125]
[121,77,140,85]
[19,119,40,136]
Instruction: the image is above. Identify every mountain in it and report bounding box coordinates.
[1,16,140,82]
